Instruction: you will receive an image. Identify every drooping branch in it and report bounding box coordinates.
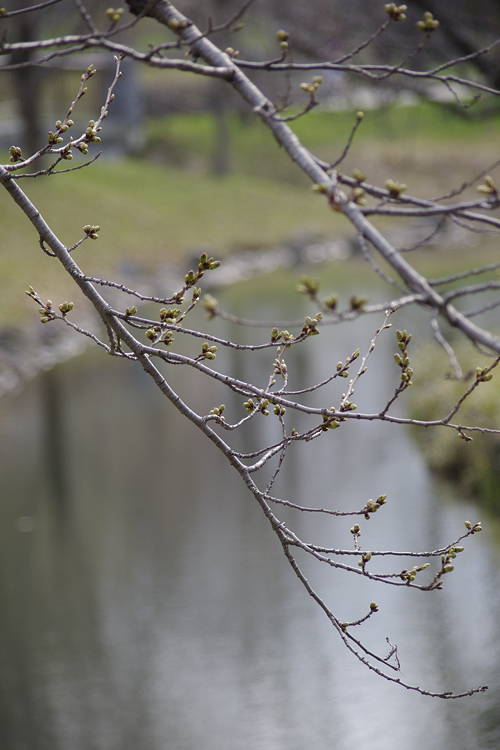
[0,1,497,699]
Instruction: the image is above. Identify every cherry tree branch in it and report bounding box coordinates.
[0,0,496,698]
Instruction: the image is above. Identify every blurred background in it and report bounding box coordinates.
[1,2,500,748]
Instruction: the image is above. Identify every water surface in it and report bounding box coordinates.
[1,301,499,750]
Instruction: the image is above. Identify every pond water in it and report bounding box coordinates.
[1,291,500,750]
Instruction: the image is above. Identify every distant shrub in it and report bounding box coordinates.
[409,343,500,513]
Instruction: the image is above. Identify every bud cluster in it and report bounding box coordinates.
[201,342,218,360]
[394,329,413,386]
[400,562,430,583]
[385,4,407,22]
[349,296,367,311]
[339,396,357,412]
[477,175,498,197]
[336,361,349,379]
[324,294,338,311]
[84,120,102,144]
[159,307,181,322]
[296,276,320,300]
[352,168,367,183]
[358,551,372,570]
[105,7,124,24]
[301,313,322,337]
[270,328,295,347]
[145,326,161,342]
[185,253,221,289]
[243,398,270,416]
[201,294,218,319]
[417,11,439,32]
[58,301,74,315]
[8,146,23,163]
[351,186,367,206]
[335,349,359,383]
[209,404,226,418]
[167,17,190,31]
[321,413,340,431]
[299,76,323,95]
[464,520,482,533]
[475,366,493,383]
[47,131,64,145]
[385,179,407,199]
[276,28,289,51]
[362,494,387,520]
[312,182,329,194]
[145,327,175,347]
[83,225,100,240]
[25,287,56,324]
[273,357,287,377]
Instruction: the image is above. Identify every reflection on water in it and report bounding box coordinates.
[1,309,500,750]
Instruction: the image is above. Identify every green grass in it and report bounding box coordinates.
[408,343,500,514]
[145,101,500,180]
[2,99,500,324]
[0,157,346,323]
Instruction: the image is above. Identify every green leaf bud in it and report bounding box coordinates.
[352,168,366,182]
[312,182,329,194]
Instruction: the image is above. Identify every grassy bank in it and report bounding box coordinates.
[408,344,500,513]
[1,101,500,325]
[0,158,344,325]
